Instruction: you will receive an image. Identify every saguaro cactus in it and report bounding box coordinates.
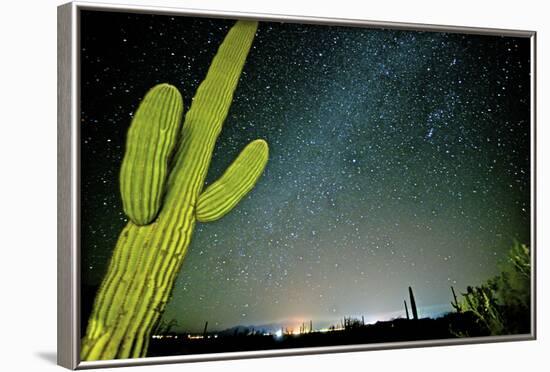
[408,286,419,320]
[81,20,268,361]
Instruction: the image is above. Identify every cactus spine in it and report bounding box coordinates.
[119,84,183,226]
[81,21,267,361]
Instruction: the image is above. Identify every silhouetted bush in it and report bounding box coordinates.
[457,242,531,335]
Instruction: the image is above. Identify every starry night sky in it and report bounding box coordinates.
[80,10,531,333]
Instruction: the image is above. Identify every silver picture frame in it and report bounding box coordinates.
[57,1,537,369]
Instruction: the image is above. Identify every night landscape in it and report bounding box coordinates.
[79,10,532,360]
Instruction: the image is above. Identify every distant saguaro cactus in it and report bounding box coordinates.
[81,20,268,361]
[409,286,419,320]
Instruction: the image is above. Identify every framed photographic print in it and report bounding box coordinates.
[57,1,536,369]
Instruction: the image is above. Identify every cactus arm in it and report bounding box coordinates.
[196,139,269,222]
[119,84,183,225]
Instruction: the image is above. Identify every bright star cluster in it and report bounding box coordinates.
[80,11,531,333]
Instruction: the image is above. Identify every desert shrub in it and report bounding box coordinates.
[458,242,531,335]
